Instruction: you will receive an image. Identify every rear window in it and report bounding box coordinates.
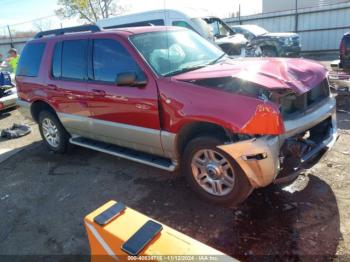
[17,42,46,77]
[52,40,88,80]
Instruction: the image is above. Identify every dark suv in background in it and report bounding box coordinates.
[340,32,350,69]
[231,24,301,57]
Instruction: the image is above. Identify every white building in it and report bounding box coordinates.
[263,0,347,13]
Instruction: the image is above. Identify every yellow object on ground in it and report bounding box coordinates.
[84,200,237,262]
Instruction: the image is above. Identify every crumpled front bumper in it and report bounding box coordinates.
[218,97,337,188]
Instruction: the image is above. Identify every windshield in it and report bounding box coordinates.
[243,25,268,36]
[130,29,225,76]
[204,18,234,38]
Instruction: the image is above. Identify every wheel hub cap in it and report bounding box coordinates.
[206,163,222,180]
[191,149,236,196]
[42,118,60,148]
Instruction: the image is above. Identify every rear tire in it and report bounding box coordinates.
[182,136,253,207]
[38,110,69,153]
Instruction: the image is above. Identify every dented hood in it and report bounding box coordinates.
[172,58,327,95]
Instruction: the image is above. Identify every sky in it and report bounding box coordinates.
[0,0,262,31]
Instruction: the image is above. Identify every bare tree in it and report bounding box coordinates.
[56,0,129,23]
[33,19,53,32]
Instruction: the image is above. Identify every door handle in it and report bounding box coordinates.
[47,84,58,90]
[92,89,106,96]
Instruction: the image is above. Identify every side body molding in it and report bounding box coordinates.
[57,113,178,159]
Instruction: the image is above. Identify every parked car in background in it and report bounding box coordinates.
[231,24,301,57]
[0,72,17,113]
[340,32,350,69]
[202,16,248,56]
[17,25,337,206]
[97,9,248,57]
[329,32,350,90]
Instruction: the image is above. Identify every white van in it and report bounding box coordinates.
[97,9,247,56]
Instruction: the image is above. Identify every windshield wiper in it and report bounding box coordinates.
[164,65,207,77]
[208,53,226,65]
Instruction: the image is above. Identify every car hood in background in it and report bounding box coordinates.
[261,32,299,38]
[172,58,326,95]
[215,33,248,45]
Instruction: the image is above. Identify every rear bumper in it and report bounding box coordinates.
[218,97,337,188]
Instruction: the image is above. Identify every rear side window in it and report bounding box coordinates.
[54,40,88,80]
[345,35,350,49]
[92,39,141,82]
[172,21,195,31]
[17,42,46,77]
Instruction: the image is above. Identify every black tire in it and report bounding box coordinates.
[182,136,253,207]
[38,110,70,153]
[261,46,278,57]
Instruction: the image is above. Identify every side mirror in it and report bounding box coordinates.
[116,71,147,87]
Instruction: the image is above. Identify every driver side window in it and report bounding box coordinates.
[172,21,195,31]
[92,39,141,83]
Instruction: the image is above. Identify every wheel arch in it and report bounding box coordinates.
[176,121,230,156]
[30,100,58,123]
[260,44,278,55]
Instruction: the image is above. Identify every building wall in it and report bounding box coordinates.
[263,0,347,13]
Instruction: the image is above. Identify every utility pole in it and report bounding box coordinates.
[238,4,242,25]
[7,25,14,48]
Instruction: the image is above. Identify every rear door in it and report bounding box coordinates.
[86,35,163,156]
[47,38,91,136]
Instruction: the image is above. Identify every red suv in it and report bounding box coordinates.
[16,25,337,206]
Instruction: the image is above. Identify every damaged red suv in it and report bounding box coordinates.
[16,25,337,206]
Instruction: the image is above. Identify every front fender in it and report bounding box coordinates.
[158,79,285,135]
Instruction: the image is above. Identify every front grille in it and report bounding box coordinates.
[278,117,332,177]
[280,79,330,117]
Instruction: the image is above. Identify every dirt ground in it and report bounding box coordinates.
[0,59,350,261]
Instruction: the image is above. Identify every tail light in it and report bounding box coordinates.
[340,39,346,56]
[0,102,4,110]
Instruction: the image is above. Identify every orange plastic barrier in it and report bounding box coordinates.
[84,200,237,262]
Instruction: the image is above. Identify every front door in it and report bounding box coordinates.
[86,36,163,156]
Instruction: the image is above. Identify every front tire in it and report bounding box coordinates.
[38,110,69,153]
[182,136,253,207]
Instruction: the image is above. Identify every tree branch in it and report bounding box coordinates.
[88,0,99,22]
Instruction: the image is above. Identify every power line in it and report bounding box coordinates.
[7,15,57,27]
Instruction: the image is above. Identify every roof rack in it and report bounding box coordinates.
[34,25,101,39]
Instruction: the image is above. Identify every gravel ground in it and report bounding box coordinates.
[0,57,349,260]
